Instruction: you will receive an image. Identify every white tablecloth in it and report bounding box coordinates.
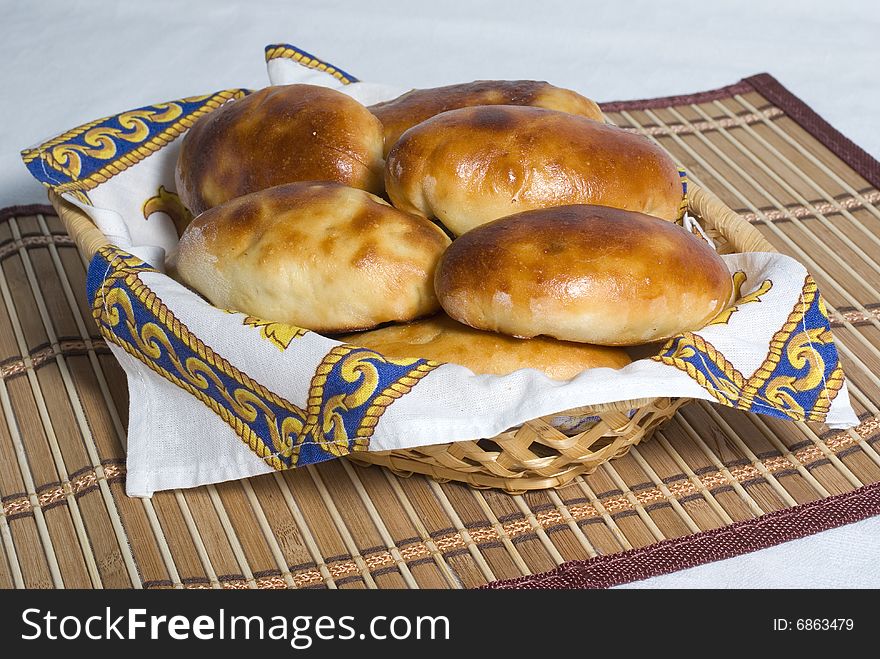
[3,0,878,588]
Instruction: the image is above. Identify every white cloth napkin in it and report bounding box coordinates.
[21,44,858,496]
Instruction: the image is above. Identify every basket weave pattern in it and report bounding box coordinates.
[351,398,689,493]
[50,185,770,493]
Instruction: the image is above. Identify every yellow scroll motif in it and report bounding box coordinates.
[708,271,773,326]
[143,186,193,237]
[47,103,184,179]
[108,287,304,429]
[735,275,844,421]
[303,349,423,458]
[96,281,306,468]
[654,274,844,422]
[762,326,836,416]
[242,316,308,351]
[24,90,247,195]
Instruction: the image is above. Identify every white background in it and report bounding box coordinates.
[2,0,879,587]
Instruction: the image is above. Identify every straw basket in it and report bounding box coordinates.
[49,186,772,494]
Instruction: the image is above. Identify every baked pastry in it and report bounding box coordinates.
[435,205,732,345]
[176,84,385,216]
[385,105,683,235]
[171,182,451,332]
[341,314,630,380]
[369,80,604,156]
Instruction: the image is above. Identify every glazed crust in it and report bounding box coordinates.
[171,182,451,333]
[434,205,732,345]
[385,105,683,235]
[176,84,385,216]
[369,80,604,156]
[341,314,631,380]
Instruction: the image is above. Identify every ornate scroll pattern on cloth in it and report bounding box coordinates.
[21,90,250,196]
[300,345,438,463]
[654,274,844,422]
[653,333,746,407]
[739,275,845,421]
[86,246,439,469]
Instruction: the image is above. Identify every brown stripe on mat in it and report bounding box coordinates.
[484,481,880,589]
[599,80,755,112]
[0,204,57,224]
[3,73,880,590]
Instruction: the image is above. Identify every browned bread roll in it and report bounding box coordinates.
[341,314,630,380]
[176,84,385,216]
[369,80,604,156]
[435,205,732,345]
[386,105,684,236]
[170,182,451,333]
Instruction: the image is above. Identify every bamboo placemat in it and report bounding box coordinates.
[1,73,879,589]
